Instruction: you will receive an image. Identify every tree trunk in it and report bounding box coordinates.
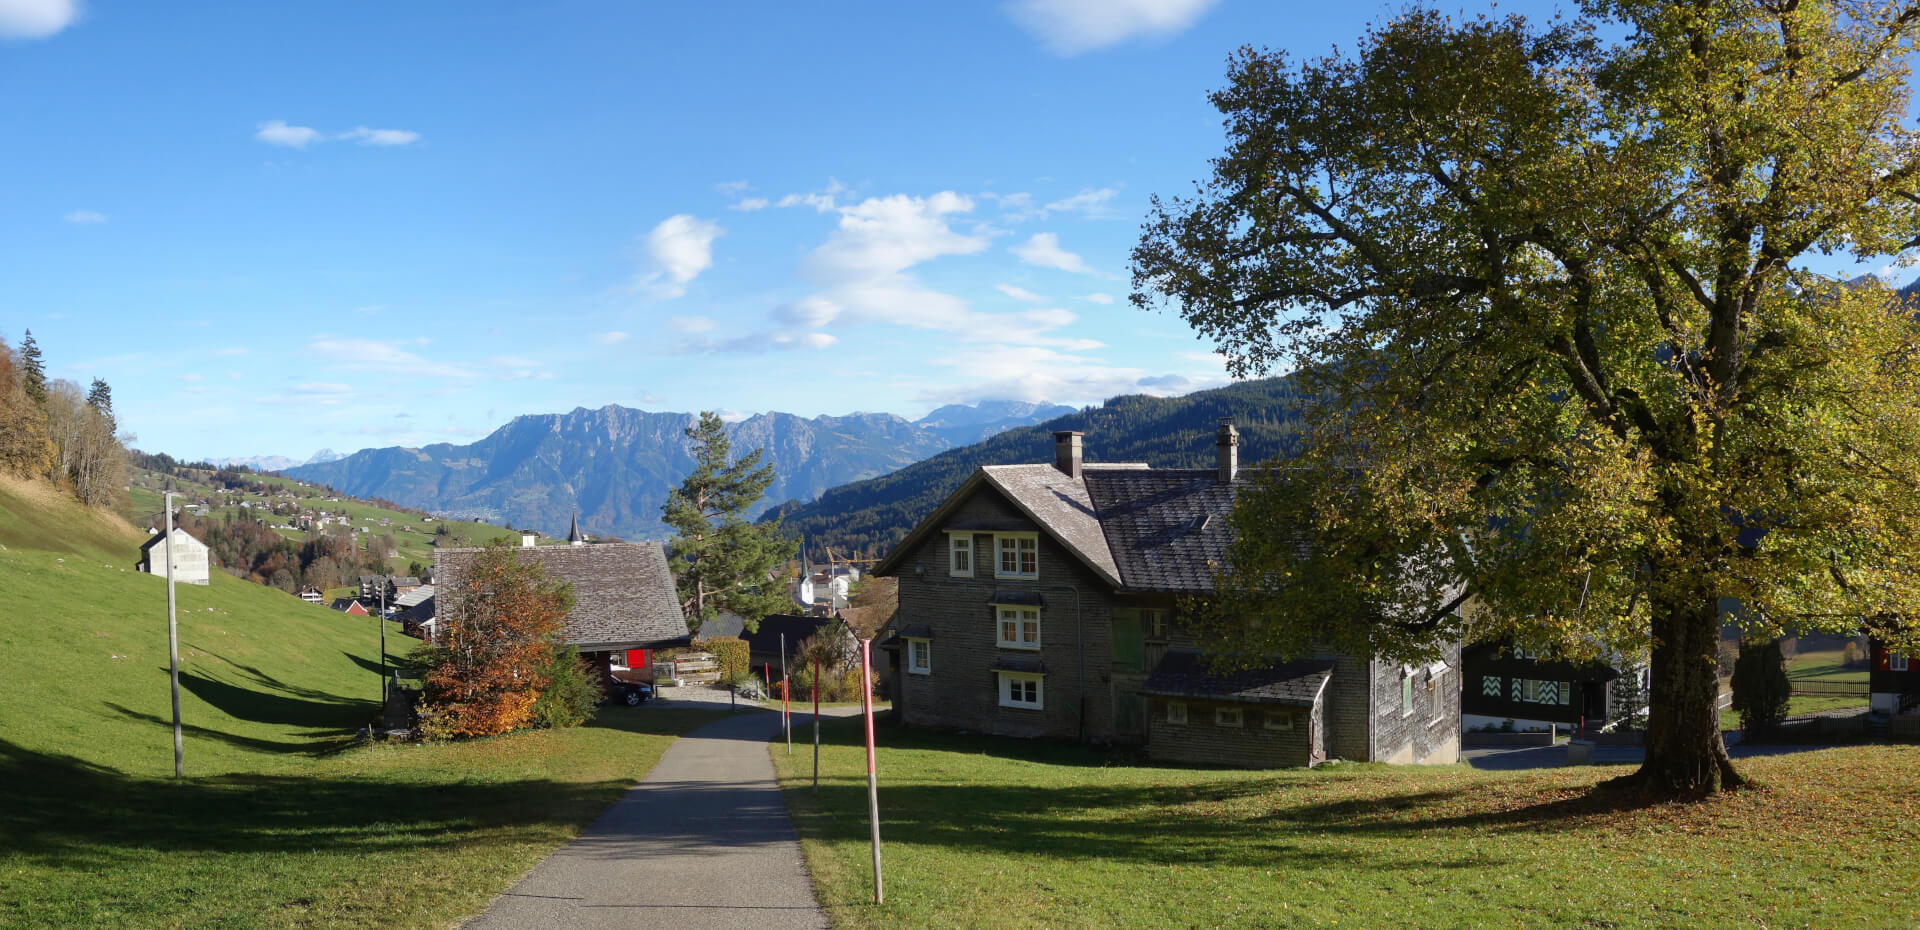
[1611,594,1745,798]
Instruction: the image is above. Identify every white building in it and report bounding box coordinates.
[137,528,212,585]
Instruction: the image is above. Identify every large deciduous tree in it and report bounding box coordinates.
[1133,1,1920,797]
[662,412,795,634]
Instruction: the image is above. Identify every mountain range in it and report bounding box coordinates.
[282,401,1074,540]
[768,377,1309,559]
[211,449,345,472]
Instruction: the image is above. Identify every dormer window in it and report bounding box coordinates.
[995,533,1038,579]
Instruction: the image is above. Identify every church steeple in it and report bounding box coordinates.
[567,512,584,546]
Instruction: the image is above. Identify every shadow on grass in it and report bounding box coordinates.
[0,737,634,869]
[777,719,1730,873]
[104,703,358,757]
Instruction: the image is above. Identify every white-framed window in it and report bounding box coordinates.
[907,638,931,675]
[998,671,1043,709]
[995,533,1038,579]
[1215,707,1244,727]
[1893,652,1910,672]
[1265,711,1294,730]
[995,605,1041,650]
[1166,701,1188,724]
[1401,672,1415,717]
[947,533,973,577]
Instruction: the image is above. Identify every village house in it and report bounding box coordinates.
[136,527,211,586]
[1868,636,1920,718]
[1459,641,1622,734]
[874,422,1461,768]
[434,538,691,687]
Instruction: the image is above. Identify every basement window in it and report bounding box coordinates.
[1264,711,1294,731]
[998,671,1043,709]
[1215,707,1244,728]
[1166,701,1188,725]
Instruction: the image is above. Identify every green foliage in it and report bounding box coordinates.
[1732,639,1792,738]
[792,659,871,702]
[769,378,1308,558]
[17,328,45,404]
[694,635,751,683]
[663,411,795,634]
[531,642,603,730]
[1133,1,1920,795]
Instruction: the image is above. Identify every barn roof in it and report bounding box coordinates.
[433,543,690,652]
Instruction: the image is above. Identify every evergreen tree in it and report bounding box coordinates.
[85,378,114,431]
[662,411,795,634]
[18,330,45,404]
[1731,639,1792,739]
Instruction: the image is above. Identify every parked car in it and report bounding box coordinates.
[606,679,654,706]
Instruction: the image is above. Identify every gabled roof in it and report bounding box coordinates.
[434,543,690,651]
[741,614,841,657]
[139,528,204,553]
[1143,650,1334,707]
[873,464,1130,588]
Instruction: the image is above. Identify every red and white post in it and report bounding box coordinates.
[861,637,882,904]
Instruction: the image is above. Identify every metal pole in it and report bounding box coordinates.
[813,654,821,794]
[164,493,183,778]
[781,633,791,754]
[861,637,882,904]
[379,583,388,708]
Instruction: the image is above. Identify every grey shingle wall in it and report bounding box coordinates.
[1146,698,1316,767]
[895,485,1118,742]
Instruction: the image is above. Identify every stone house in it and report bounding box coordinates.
[136,527,211,585]
[875,421,1460,768]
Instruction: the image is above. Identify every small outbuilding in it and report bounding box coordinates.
[136,528,211,585]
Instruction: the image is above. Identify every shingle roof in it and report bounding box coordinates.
[1143,650,1334,707]
[1084,469,1257,593]
[433,543,690,651]
[741,614,837,657]
[979,464,1123,586]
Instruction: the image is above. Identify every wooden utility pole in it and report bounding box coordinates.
[163,492,183,778]
[781,633,791,754]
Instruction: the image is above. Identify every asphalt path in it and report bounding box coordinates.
[463,708,828,930]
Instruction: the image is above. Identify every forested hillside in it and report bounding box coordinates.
[766,377,1309,559]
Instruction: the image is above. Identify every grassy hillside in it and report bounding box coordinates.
[0,475,711,928]
[767,377,1310,559]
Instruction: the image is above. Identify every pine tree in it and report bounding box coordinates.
[85,377,114,431]
[18,330,45,404]
[662,411,795,634]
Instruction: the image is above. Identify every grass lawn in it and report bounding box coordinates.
[774,719,1920,929]
[1786,648,1870,685]
[0,475,717,928]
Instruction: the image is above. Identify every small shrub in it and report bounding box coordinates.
[531,643,602,730]
[1732,637,1791,738]
[695,636,750,683]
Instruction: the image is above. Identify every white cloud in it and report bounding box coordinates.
[730,197,770,212]
[255,120,322,148]
[338,126,421,146]
[1080,292,1114,304]
[776,179,849,213]
[305,338,473,379]
[63,209,105,224]
[594,330,632,344]
[668,316,717,333]
[637,214,723,299]
[773,296,841,328]
[807,192,987,283]
[1013,232,1095,274]
[1043,187,1119,217]
[996,284,1048,303]
[0,0,78,39]
[715,180,751,195]
[675,329,838,355]
[1007,0,1219,55]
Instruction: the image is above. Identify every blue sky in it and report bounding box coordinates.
[0,0,1891,462]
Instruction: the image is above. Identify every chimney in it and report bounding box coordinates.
[1216,417,1239,483]
[1053,430,1084,478]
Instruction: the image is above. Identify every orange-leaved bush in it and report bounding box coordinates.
[418,541,575,739]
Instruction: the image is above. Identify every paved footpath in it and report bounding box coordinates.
[463,709,828,930]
